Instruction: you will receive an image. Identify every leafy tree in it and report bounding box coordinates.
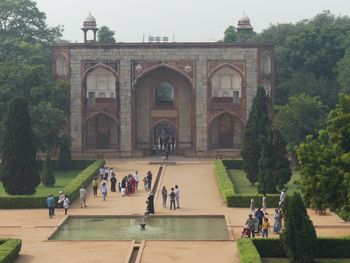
[297,94,350,219]
[41,154,55,187]
[281,192,318,263]
[0,0,68,153]
[57,135,72,170]
[274,94,326,162]
[336,47,350,95]
[258,128,291,193]
[223,26,237,43]
[98,26,116,44]
[0,97,40,195]
[241,86,271,185]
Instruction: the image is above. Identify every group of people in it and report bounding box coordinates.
[161,185,180,210]
[46,186,88,217]
[243,189,286,238]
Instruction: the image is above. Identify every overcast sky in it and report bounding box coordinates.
[35,0,349,43]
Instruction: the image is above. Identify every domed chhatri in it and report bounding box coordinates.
[237,13,253,31]
[81,13,99,43]
[83,13,97,28]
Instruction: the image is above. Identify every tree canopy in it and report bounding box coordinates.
[297,94,350,220]
[98,26,116,44]
[0,0,68,153]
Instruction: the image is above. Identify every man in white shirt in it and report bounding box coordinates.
[134,171,140,191]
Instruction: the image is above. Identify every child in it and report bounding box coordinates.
[262,218,270,238]
[63,195,70,215]
[143,176,148,191]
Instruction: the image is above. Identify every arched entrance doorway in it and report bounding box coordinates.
[84,113,118,150]
[133,65,194,155]
[153,120,176,154]
[209,113,243,149]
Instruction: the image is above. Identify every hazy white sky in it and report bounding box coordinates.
[35,0,349,43]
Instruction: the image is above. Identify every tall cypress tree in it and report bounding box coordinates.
[281,193,318,263]
[241,86,271,185]
[0,97,40,195]
[57,134,72,170]
[258,128,292,193]
[41,154,55,187]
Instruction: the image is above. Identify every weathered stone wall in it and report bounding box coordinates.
[65,44,265,156]
[178,78,192,149]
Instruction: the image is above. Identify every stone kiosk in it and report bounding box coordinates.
[52,14,274,158]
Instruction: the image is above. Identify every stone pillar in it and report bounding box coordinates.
[69,52,83,154]
[119,60,132,156]
[195,59,208,154]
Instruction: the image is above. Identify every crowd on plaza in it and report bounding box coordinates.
[242,189,286,238]
[46,166,181,218]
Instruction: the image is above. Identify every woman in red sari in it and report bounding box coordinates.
[128,174,136,194]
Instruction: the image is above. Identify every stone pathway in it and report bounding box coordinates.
[0,158,349,262]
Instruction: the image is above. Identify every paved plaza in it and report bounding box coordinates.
[0,158,349,262]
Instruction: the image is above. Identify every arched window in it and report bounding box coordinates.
[56,55,67,77]
[86,67,116,98]
[211,66,242,104]
[155,82,174,106]
[261,54,271,74]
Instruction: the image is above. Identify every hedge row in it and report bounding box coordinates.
[237,239,262,263]
[37,159,95,170]
[237,238,350,262]
[215,160,280,207]
[221,159,243,169]
[0,160,105,209]
[215,160,235,206]
[0,239,22,263]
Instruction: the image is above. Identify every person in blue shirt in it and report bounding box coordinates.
[47,194,55,218]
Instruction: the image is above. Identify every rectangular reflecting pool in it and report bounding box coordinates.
[49,215,229,241]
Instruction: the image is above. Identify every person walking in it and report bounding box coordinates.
[101,182,108,201]
[278,189,286,208]
[79,186,87,208]
[110,175,117,192]
[143,176,148,191]
[63,195,70,215]
[47,194,55,218]
[273,209,282,234]
[147,192,155,214]
[161,186,168,208]
[92,177,98,197]
[174,185,180,209]
[250,198,255,215]
[134,171,139,191]
[147,171,152,191]
[245,214,256,238]
[169,188,176,210]
[262,194,267,215]
[57,191,65,209]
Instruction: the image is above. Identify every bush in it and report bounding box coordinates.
[252,239,286,258]
[222,159,243,169]
[237,238,262,263]
[317,237,350,258]
[0,239,22,263]
[215,160,281,207]
[0,160,104,209]
[215,160,235,205]
[281,193,318,263]
[41,155,55,187]
[56,135,72,170]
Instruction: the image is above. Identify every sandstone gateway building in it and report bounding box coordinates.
[52,14,274,158]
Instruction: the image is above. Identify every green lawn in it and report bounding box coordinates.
[263,258,350,263]
[228,169,300,195]
[0,170,81,196]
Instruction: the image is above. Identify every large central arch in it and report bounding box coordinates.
[132,64,195,155]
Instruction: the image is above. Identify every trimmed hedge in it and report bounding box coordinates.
[215,160,235,206]
[36,159,95,170]
[0,239,22,263]
[215,160,280,207]
[237,238,262,263]
[222,159,243,169]
[0,160,105,209]
[243,238,350,260]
